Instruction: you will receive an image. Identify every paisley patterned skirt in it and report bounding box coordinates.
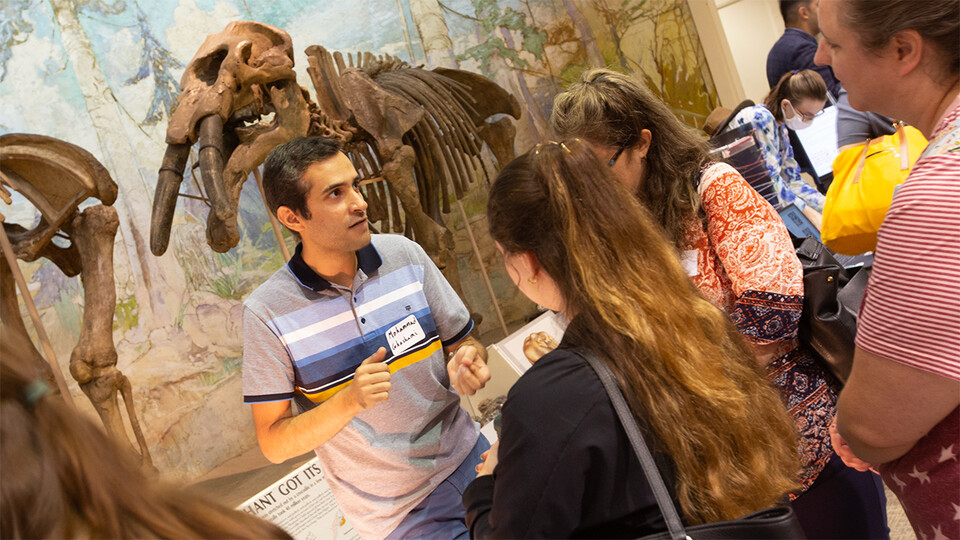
[766,342,841,495]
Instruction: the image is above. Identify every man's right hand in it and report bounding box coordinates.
[346,347,391,412]
[251,347,393,463]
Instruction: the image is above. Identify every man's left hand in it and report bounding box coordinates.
[447,343,490,396]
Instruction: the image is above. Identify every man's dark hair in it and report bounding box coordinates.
[262,136,343,220]
[780,0,811,25]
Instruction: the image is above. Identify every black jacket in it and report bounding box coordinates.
[766,28,842,97]
[462,325,678,538]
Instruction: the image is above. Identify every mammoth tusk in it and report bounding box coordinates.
[197,115,233,223]
[150,143,190,256]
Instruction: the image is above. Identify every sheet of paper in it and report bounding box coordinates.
[793,105,839,178]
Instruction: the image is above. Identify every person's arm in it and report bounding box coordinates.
[801,204,823,231]
[445,334,489,396]
[252,347,391,463]
[741,108,801,209]
[837,346,960,464]
[699,163,804,367]
[837,165,960,464]
[401,236,491,395]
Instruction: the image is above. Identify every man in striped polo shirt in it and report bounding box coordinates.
[242,136,491,539]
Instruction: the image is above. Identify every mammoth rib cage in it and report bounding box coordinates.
[305,47,349,124]
[401,69,488,183]
[407,123,444,218]
[377,71,487,202]
[412,109,457,216]
[345,141,406,234]
[377,178,404,235]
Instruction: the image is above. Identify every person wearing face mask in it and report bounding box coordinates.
[727,69,828,227]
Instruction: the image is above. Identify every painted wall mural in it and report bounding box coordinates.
[1,0,717,482]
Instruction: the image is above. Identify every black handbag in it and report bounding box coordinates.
[793,236,871,384]
[578,349,806,540]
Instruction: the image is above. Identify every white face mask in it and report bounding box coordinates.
[782,100,815,130]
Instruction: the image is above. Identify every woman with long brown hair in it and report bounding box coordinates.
[0,328,291,539]
[461,140,799,538]
[551,69,888,538]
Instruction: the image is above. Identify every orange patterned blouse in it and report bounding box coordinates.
[685,162,837,493]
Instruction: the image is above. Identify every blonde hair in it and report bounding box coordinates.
[550,69,709,250]
[488,140,799,524]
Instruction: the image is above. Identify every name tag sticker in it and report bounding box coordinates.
[386,315,425,355]
[681,250,699,276]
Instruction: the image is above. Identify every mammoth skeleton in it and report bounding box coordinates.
[151,21,520,301]
[0,133,153,468]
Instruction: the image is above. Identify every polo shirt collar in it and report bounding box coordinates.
[286,242,383,292]
[785,27,815,43]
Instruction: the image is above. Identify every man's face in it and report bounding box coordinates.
[294,152,370,255]
[814,0,892,113]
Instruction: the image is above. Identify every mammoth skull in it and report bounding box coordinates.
[152,21,310,255]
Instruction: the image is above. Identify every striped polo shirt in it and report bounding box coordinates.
[242,234,478,539]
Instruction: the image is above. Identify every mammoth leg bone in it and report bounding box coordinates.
[67,204,153,467]
[118,370,153,469]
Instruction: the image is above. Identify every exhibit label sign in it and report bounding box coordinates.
[239,458,360,540]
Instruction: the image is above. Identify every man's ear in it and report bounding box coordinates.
[891,29,923,77]
[277,206,305,234]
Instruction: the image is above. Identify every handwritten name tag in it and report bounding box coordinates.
[386,315,425,355]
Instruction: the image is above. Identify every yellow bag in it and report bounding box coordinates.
[823,123,927,255]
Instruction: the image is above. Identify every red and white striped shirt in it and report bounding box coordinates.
[856,102,960,377]
[856,96,960,540]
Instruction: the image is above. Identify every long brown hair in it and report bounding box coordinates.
[487,140,799,524]
[550,68,709,250]
[763,69,827,122]
[0,329,291,539]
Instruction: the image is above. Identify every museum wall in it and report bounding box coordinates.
[713,0,782,102]
[1,0,718,482]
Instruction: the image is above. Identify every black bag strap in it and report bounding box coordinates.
[578,348,689,540]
